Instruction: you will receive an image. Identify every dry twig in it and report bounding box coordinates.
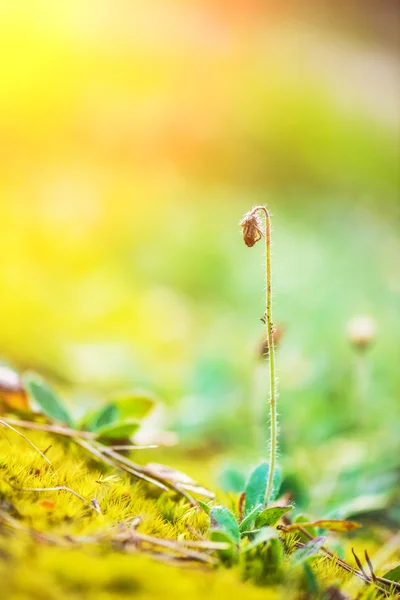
[2,479,101,514]
[0,419,52,466]
[279,524,399,595]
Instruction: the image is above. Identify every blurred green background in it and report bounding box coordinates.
[1,1,399,513]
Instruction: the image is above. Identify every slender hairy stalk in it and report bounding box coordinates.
[262,207,277,504]
[240,205,277,504]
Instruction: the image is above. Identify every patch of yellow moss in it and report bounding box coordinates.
[0,430,208,538]
[0,428,398,600]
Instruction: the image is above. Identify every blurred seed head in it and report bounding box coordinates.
[240,209,263,247]
[347,316,377,350]
[259,324,285,359]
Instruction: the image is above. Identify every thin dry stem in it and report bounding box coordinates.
[0,419,53,466]
[2,479,101,514]
[280,524,399,594]
[76,438,201,506]
[2,417,96,439]
[109,444,158,450]
[0,509,217,566]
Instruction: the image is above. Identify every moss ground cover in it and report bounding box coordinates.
[1,429,399,600]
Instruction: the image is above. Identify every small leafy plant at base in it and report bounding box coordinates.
[192,205,400,595]
[206,461,289,567]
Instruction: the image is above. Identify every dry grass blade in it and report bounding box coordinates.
[350,548,400,593]
[3,479,101,514]
[76,438,170,492]
[0,508,27,531]
[177,483,215,499]
[281,525,391,595]
[1,417,96,439]
[176,539,230,550]
[185,524,205,540]
[98,444,197,503]
[291,539,390,595]
[352,548,369,581]
[364,550,377,582]
[121,530,218,565]
[0,504,218,567]
[143,463,214,501]
[145,552,211,569]
[1,417,204,504]
[0,419,53,466]
[284,519,361,532]
[0,509,71,546]
[109,445,158,450]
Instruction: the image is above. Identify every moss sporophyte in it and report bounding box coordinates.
[240,206,278,505]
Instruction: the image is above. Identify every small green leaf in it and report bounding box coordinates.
[327,539,345,560]
[210,530,238,564]
[293,514,318,538]
[210,506,240,544]
[23,372,73,427]
[86,403,118,432]
[382,565,400,583]
[267,537,284,569]
[197,500,212,515]
[218,465,246,493]
[292,537,326,565]
[240,527,277,553]
[112,391,156,420]
[327,494,389,519]
[255,505,292,528]
[240,528,262,537]
[303,562,319,595]
[96,419,140,440]
[269,466,282,502]
[239,504,263,532]
[244,462,269,516]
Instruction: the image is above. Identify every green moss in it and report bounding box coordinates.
[0,429,274,600]
[0,430,209,539]
[0,430,398,600]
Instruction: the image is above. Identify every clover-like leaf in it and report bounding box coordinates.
[23,372,73,427]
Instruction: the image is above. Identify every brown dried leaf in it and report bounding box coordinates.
[0,366,29,411]
[287,519,362,532]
